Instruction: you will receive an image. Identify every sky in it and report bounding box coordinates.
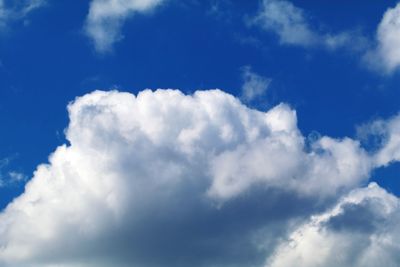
[1,0,400,266]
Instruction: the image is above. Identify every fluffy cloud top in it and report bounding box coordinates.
[0,89,399,267]
[84,0,165,53]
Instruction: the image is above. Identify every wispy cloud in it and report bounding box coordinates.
[84,0,166,53]
[0,156,27,187]
[240,66,271,102]
[250,0,400,75]
[0,0,46,29]
[250,0,368,52]
[357,112,400,167]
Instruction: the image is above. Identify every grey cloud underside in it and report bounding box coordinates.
[56,190,315,267]
[0,89,399,267]
[267,183,400,267]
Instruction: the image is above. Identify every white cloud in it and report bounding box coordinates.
[252,0,317,47]
[240,66,271,102]
[0,89,397,266]
[0,0,45,29]
[357,113,400,167]
[266,182,400,267]
[364,2,400,74]
[7,172,28,183]
[0,157,27,187]
[252,0,400,74]
[251,0,367,51]
[84,0,165,53]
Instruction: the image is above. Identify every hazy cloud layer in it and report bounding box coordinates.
[0,89,399,267]
[0,0,45,29]
[84,0,165,53]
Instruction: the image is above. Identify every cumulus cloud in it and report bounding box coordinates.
[266,182,400,267]
[240,66,271,102]
[84,0,166,53]
[251,0,368,51]
[364,2,400,74]
[0,89,398,267]
[0,0,45,29]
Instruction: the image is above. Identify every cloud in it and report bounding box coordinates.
[0,0,45,29]
[84,0,166,53]
[266,182,400,267]
[357,112,400,167]
[364,2,400,74]
[0,157,27,187]
[240,66,271,102]
[0,89,397,267]
[251,0,368,51]
[251,0,400,75]
[251,0,317,47]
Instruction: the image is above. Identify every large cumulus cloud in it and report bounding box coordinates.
[0,89,398,267]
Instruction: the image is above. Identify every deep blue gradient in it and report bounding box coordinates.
[0,0,400,209]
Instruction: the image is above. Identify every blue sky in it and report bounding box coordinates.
[1,1,400,266]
